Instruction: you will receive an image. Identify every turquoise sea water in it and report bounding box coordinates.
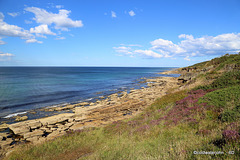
[0,67,178,118]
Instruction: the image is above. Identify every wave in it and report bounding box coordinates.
[3,111,27,118]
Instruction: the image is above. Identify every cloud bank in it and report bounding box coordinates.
[114,33,240,60]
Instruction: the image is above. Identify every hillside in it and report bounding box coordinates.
[5,53,240,160]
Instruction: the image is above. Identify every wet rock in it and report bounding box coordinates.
[15,115,28,122]
[89,102,95,106]
[77,102,89,106]
[28,111,37,114]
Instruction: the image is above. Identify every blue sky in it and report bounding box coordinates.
[0,0,240,67]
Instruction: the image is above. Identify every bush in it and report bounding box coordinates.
[198,85,240,109]
[196,70,240,90]
[220,105,240,122]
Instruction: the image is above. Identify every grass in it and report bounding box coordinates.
[6,53,240,160]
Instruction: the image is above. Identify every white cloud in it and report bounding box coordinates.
[184,56,190,61]
[0,52,14,61]
[178,34,194,40]
[25,7,83,31]
[151,33,240,58]
[7,12,20,17]
[30,24,56,35]
[134,50,162,58]
[129,10,136,16]
[113,46,163,58]
[0,12,33,39]
[56,5,64,9]
[114,33,240,59]
[69,33,74,37]
[55,36,65,40]
[113,46,132,55]
[111,11,117,18]
[25,20,33,24]
[0,53,14,57]
[151,39,185,57]
[26,39,42,43]
[0,38,5,45]
[0,12,42,44]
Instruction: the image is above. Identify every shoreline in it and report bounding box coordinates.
[0,70,179,123]
[0,69,181,155]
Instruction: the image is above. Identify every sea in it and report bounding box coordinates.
[0,67,178,121]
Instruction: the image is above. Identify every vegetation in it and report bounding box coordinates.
[196,70,240,90]
[6,53,240,160]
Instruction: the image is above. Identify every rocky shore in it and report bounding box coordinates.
[0,73,183,156]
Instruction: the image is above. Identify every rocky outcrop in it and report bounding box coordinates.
[0,76,180,157]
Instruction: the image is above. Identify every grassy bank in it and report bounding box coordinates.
[6,53,240,160]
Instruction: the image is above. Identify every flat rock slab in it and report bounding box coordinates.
[9,120,42,135]
[24,130,44,139]
[9,124,30,135]
[39,113,75,125]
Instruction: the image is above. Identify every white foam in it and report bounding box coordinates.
[3,111,27,118]
[85,98,93,101]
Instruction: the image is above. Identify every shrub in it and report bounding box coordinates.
[198,85,240,109]
[220,105,240,122]
[196,70,240,90]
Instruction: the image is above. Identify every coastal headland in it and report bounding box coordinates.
[0,72,182,155]
[1,53,240,159]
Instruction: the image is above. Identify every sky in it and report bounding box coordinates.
[0,0,240,67]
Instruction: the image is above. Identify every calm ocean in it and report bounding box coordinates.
[0,67,177,118]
